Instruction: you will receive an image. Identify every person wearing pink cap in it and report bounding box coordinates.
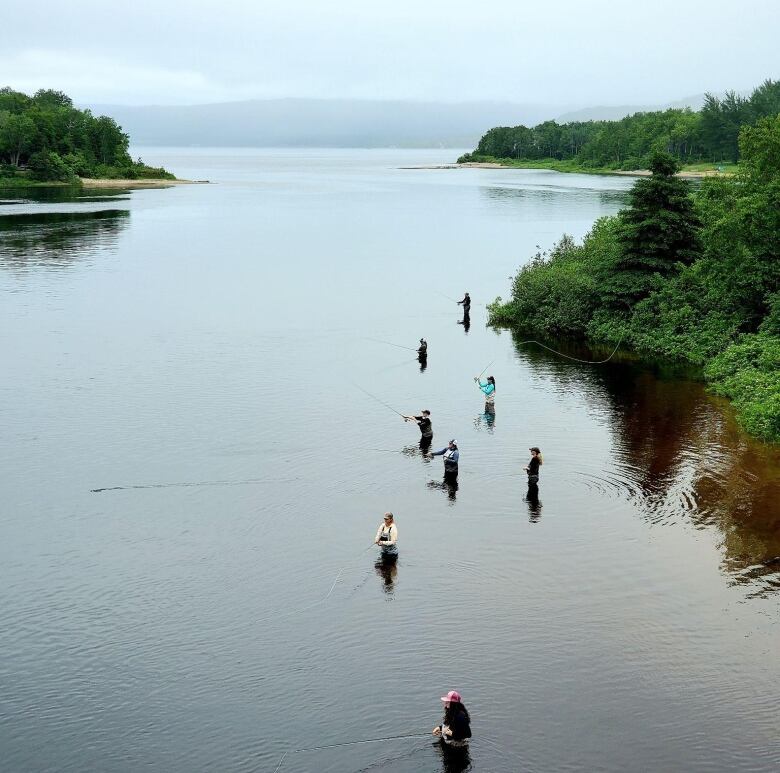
[432,690,471,747]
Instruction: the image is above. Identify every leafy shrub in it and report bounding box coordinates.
[705,334,780,440]
[489,218,622,336]
[61,152,95,177]
[27,150,77,182]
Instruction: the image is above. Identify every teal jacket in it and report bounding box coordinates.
[477,379,495,397]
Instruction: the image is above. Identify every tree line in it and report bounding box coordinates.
[0,87,172,182]
[460,79,780,169]
[488,116,780,441]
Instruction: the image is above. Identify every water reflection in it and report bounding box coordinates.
[434,740,472,772]
[458,310,471,333]
[526,486,542,523]
[0,185,129,204]
[473,409,495,433]
[418,351,428,372]
[510,329,780,595]
[401,440,434,460]
[428,471,459,502]
[0,209,129,272]
[482,185,628,208]
[374,555,398,597]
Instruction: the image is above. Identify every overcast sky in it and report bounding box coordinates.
[1,0,778,106]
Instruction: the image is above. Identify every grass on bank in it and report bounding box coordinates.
[457,153,738,176]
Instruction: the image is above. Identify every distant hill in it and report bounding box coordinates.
[85,99,569,148]
[555,94,712,123]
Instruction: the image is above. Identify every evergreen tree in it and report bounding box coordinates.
[609,152,701,303]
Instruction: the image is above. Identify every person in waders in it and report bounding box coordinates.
[433,690,472,768]
[457,293,471,313]
[403,409,433,453]
[374,512,398,562]
[474,375,496,414]
[417,339,428,372]
[430,439,459,489]
[525,446,542,494]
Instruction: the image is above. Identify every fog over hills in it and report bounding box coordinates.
[555,94,708,123]
[87,95,713,148]
[88,99,559,148]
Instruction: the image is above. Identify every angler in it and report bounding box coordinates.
[403,409,433,452]
[374,512,398,561]
[474,374,496,413]
[430,439,459,479]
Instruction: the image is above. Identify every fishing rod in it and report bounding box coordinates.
[273,732,432,773]
[352,383,406,418]
[363,336,418,352]
[435,290,459,303]
[476,359,494,379]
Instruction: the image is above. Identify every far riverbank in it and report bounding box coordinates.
[79,178,209,188]
[403,158,735,178]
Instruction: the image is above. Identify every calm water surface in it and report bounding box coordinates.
[1,149,778,772]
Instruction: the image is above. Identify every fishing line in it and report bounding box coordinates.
[374,356,419,375]
[352,383,406,418]
[253,543,376,628]
[91,477,301,493]
[273,733,432,773]
[350,738,433,772]
[515,335,624,364]
[435,290,459,303]
[363,336,418,352]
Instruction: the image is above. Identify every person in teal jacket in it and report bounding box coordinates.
[474,375,496,413]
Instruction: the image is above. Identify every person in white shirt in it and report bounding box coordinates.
[374,512,398,559]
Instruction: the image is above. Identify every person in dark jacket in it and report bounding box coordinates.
[403,409,433,452]
[457,293,471,313]
[525,446,542,490]
[432,690,472,747]
[417,339,428,372]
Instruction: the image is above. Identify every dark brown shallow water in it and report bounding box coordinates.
[1,149,778,772]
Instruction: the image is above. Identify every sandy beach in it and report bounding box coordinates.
[79,178,209,188]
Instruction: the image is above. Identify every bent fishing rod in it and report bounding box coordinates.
[352,383,406,418]
[363,336,418,352]
[476,359,494,379]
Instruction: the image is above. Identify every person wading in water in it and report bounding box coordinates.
[474,375,496,414]
[403,409,433,453]
[525,446,542,492]
[374,512,398,561]
[432,690,472,747]
[430,439,459,480]
[417,339,428,371]
[457,293,471,314]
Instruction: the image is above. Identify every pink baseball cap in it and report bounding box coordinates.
[440,690,461,703]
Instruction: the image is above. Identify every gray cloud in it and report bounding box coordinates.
[1,0,778,105]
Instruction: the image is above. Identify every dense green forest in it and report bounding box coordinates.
[460,79,780,170]
[488,117,780,442]
[0,87,173,183]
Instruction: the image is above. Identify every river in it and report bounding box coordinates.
[1,148,778,772]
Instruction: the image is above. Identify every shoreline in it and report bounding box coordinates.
[79,178,209,188]
[0,177,209,190]
[402,162,727,179]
